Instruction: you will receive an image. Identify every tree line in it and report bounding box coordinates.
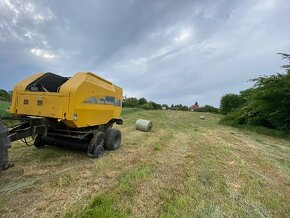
[122,97,188,110]
[123,97,219,112]
[220,53,290,131]
[123,97,163,110]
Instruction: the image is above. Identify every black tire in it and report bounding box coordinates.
[104,128,121,150]
[94,145,104,158]
[34,135,45,148]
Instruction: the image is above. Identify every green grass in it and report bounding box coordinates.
[1,110,289,217]
[0,100,10,117]
[68,165,151,218]
[154,142,162,151]
[121,107,143,116]
[220,119,290,140]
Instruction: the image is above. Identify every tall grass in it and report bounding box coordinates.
[0,101,10,117]
[121,107,143,116]
[220,119,290,140]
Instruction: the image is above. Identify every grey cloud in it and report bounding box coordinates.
[0,0,289,107]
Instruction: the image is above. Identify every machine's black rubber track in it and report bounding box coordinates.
[41,135,89,152]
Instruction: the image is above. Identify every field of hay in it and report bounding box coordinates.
[0,108,290,217]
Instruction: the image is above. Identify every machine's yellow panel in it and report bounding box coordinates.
[16,93,69,118]
[10,72,123,128]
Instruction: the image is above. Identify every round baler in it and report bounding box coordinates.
[0,72,123,172]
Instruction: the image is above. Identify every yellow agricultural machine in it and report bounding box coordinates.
[0,72,123,172]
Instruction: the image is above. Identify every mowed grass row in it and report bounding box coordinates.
[70,109,290,217]
[0,109,289,217]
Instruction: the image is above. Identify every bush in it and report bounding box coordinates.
[0,101,10,117]
[141,103,154,110]
[198,105,219,113]
[220,94,245,115]
[220,53,290,132]
[0,89,12,102]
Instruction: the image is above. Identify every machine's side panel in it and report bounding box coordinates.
[10,73,44,114]
[15,93,69,118]
[62,73,123,128]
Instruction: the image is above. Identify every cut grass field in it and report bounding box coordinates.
[0,108,290,217]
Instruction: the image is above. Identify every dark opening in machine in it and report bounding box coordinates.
[26,73,69,92]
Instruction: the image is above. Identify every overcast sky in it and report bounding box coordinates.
[0,0,289,107]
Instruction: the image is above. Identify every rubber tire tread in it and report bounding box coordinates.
[94,145,105,158]
[34,135,45,148]
[104,128,121,150]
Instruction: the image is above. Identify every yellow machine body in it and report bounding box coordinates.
[10,72,123,128]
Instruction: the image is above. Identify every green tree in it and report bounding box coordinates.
[161,104,168,109]
[278,52,290,69]
[221,53,290,131]
[220,94,245,114]
[149,101,161,110]
[0,89,12,101]
[123,97,139,107]
[180,105,189,111]
[245,71,290,129]
[141,103,154,110]
[199,105,219,113]
[138,97,147,105]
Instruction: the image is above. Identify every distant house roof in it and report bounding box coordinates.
[190,105,200,110]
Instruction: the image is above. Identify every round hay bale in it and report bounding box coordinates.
[135,119,153,132]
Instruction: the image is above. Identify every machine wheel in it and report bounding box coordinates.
[34,135,45,148]
[94,145,104,158]
[104,128,121,150]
